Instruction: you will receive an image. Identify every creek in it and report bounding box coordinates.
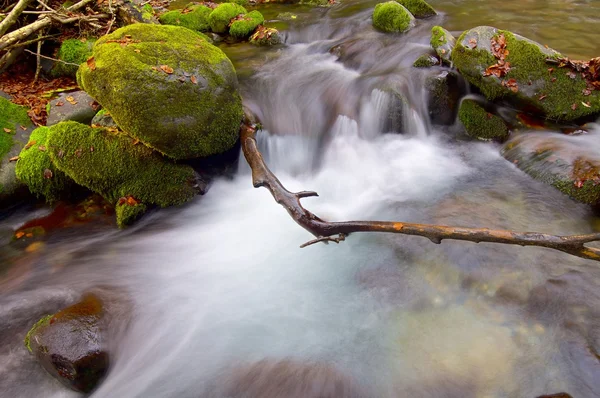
[1,0,600,397]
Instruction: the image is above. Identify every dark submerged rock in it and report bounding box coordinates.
[413,53,439,68]
[425,70,462,125]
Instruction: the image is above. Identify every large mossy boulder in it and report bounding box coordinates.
[51,38,95,78]
[430,26,455,65]
[451,26,600,121]
[458,99,508,141]
[395,0,436,18]
[77,24,243,160]
[208,3,247,33]
[229,11,264,38]
[502,131,600,205]
[24,294,109,393]
[159,4,212,32]
[0,97,34,207]
[372,1,414,34]
[15,127,73,203]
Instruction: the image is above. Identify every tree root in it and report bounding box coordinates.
[240,119,600,262]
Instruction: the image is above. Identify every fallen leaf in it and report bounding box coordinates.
[24,140,36,149]
[9,156,20,162]
[571,103,578,110]
[56,101,64,107]
[582,101,591,108]
[19,125,27,130]
[15,231,25,239]
[134,49,141,53]
[548,67,554,74]
[191,75,197,84]
[538,94,547,100]
[66,96,77,105]
[160,65,174,74]
[43,169,53,179]
[583,88,592,96]
[38,145,46,151]
[468,38,477,49]
[87,56,96,71]
[3,127,11,133]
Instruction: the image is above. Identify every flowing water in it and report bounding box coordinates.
[2,1,600,397]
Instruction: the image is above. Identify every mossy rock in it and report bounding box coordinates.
[413,53,439,68]
[502,132,600,205]
[451,26,600,121]
[430,26,455,65]
[372,2,414,34]
[425,71,462,125]
[458,99,508,141]
[159,4,212,32]
[51,38,95,78]
[77,24,243,159]
[249,26,281,46]
[208,3,247,33]
[115,200,147,228]
[15,127,73,203]
[229,11,264,38]
[0,97,34,206]
[395,0,436,18]
[91,108,118,128]
[46,121,201,209]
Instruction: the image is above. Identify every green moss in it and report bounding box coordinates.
[46,121,199,207]
[229,11,264,38]
[115,201,147,228]
[0,97,31,160]
[458,99,508,141]
[208,3,247,33]
[141,3,154,21]
[15,127,73,203]
[249,27,281,46]
[430,26,446,48]
[77,24,242,159]
[159,5,211,31]
[413,53,438,67]
[372,2,414,34]
[24,314,53,353]
[395,0,436,18]
[277,12,297,20]
[51,38,95,78]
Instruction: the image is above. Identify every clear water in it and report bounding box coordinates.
[2,1,600,397]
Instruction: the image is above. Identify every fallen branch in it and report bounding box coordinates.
[0,0,33,36]
[240,120,600,262]
[24,48,79,66]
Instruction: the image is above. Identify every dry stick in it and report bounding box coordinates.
[0,0,33,37]
[24,48,79,66]
[33,31,42,82]
[240,121,600,263]
[0,0,95,51]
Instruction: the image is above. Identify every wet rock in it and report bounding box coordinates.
[250,26,282,46]
[77,24,243,159]
[430,26,455,65]
[501,131,600,204]
[458,99,509,141]
[218,359,367,398]
[46,91,98,126]
[0,97,34,208]
[372,1,414,34]
[91,108,118,129]
[396,0,436,18]
[424,70,462,125]
[451,26,600,121]
[24,293,109,393]
[412,53,439,68]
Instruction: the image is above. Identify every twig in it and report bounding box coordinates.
[240,120,600,262]
[0,0,33,37]
[36,0,55,12]
[105,0,115,35]
[5,33,58,49]
[24,48,79,66]
[33,30,42,82]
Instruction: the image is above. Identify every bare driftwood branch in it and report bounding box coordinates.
[240,120,600,262]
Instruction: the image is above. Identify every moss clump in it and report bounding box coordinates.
[51,38,95,78]
[159,5,212,32]
[413,53,439,67]
[249,26,281,46]
[141,3,154,21]
[15,127,73,202]
[24,314,53,353]
[395,0,436,18]
[77,24,243,159]
[458,99,508,141]
[229,11,264,38]
[208,3,247,33]
[116,201,147,228]
[46,121,199,206]
[0,97,31,160]
[372,2,414,34]
[430,26,455,64]
[452,26,600,121]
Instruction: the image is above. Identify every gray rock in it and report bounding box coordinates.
[425,70,462,125]
[91,109,118,128]
[46,91,98,127]
[430,26,455,65]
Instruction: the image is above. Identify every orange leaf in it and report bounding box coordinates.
[87,56,96,71]
[24,140,36,149]
[9,156,20,162]
[160,65,174,74]
[191,75,197,84]
[3,127,11,133]
[66,96,77,105]
[15,231,25,239]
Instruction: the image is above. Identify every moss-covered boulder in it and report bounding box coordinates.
[208,3,247,33]
[15,127,73,203]
[372,2,414,34]
[24,294,108,393]
[51,38,95,78]
[425,71,462,125]
[395,0,436,18]
[502,131,600,204]
[159,4,212,32]
[229,11,264,38]
[451,26,600,121]
[458,99,509,141]
[77,24,243,159]
[115,199,147,228]
[249,26,281,46]
[413,53,439,68]
[0,97,34,206]
[430,26,455,65]
[45,121,201,211]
